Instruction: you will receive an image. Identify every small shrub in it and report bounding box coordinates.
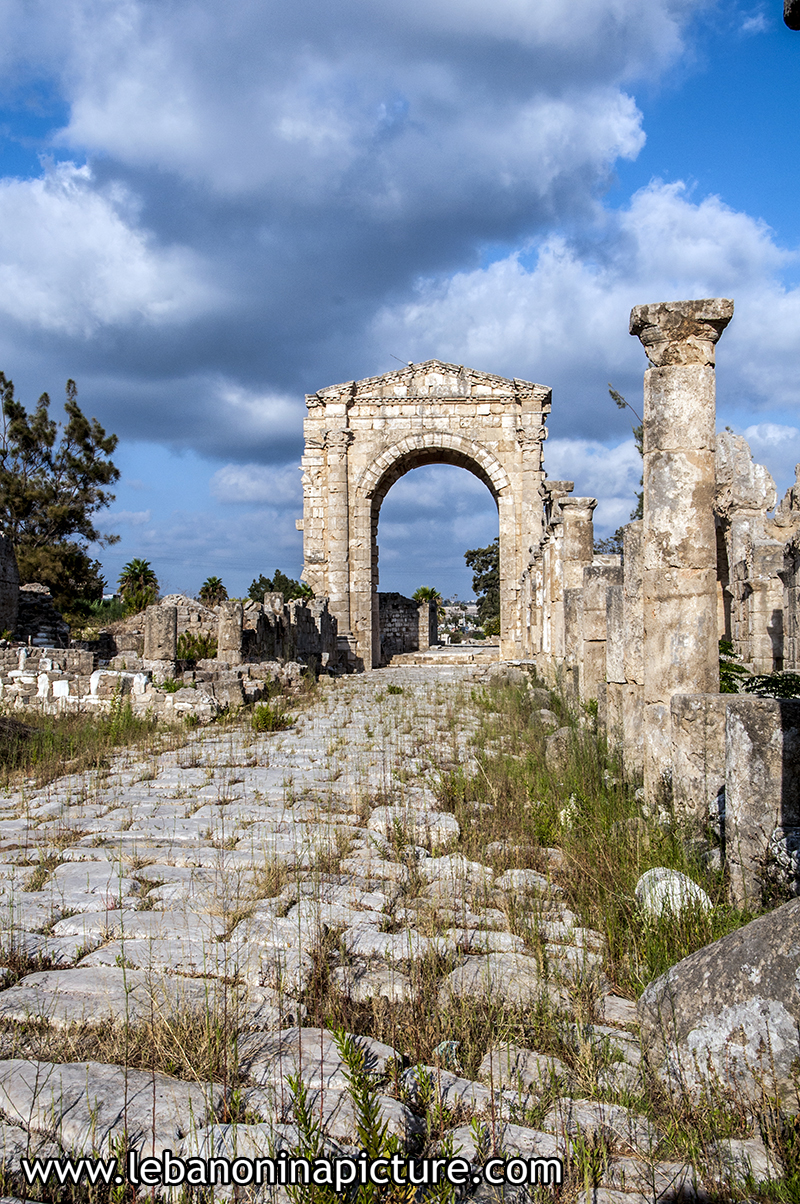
[160,678,182,693]
[252,700,295,732]
[719,638,750,692]
[177,631,218,664]
[386,684,404,695]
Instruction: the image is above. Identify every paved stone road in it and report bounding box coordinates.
[0,665,736,1201]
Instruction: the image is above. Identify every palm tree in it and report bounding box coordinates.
[199,576,228,606]
[117,558,158,613]
[412,585,444,619]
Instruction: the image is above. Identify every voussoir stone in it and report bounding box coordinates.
[637,897,800,1111]
[0,1059,220,1158]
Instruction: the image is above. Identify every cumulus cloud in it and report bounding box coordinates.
[25,0,682,200]
[0,161,217,335]
[542,437,642,533]
[0,0,711,465]
[372,180,800,446]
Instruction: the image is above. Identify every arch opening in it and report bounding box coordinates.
[368,454,502,666]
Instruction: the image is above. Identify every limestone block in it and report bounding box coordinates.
[582,642,607,702]
[638,897,800,1111]
[478,1043,569,1090]
[634,868,711,917]
[606,681,623,745]
[542,1097,657,1151]
[89,669,138,697]
[437,953,567,1010]
[670,693,727,824]
[643,702,672,802]
[444,1122,565,1163]
[563,588,582,665]
[605,585,625,683]
[725,696,800,905]
[143,604,177,660]
[622,521,644,685]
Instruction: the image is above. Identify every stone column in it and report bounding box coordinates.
[217,601,243,665]
[581,565,623,702]
[143,605,177,661]
[325,427,353,639]
[560,497,596,589]
[630,298,733,803]
[622,521,645,779]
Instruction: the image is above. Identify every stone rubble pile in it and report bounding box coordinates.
[0,664,787,1202]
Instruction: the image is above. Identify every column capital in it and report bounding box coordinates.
[629,298,734,367]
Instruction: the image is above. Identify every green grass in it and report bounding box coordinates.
[251,699,296,732]
[0,697,177,787]
[437,680,752,997]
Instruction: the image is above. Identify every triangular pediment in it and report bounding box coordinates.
[307,359,551,407]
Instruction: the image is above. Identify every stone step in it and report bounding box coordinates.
[387,647,500,666]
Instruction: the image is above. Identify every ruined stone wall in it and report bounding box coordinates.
[15,584,69,648]
[377,593,423,665]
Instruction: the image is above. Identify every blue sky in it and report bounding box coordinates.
[0,1,798,601]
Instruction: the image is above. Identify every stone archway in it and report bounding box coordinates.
[300,360,551,669]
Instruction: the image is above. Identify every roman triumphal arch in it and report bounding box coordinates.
[300,360,551,669]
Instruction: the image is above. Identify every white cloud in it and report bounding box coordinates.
[0,161,218,336]
[210,462,302,505]
[543,437,642,534]
[106,508,152,526]
[0,0,690,207]
[743,423,800,497]
[372,180,800,436]
[741,10,768,34]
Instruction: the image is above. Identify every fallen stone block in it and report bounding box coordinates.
[637,897,800,1112]
[634,868,711,918]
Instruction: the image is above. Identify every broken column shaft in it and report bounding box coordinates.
[630,298,733,801]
